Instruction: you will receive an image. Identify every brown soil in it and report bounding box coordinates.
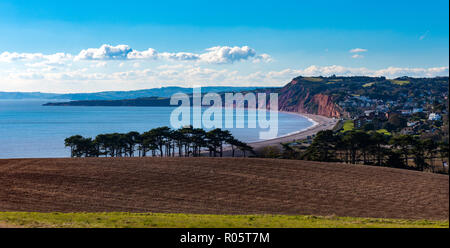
[0,223,19,228]
[0,157,448,220]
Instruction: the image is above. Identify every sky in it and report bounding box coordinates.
[0,0,448,93]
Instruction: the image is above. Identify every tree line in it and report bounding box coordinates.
[64,126,254,158]
[283,130,449,173]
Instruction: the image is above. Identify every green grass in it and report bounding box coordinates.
[303,77,323,82]
[390,80,410,85]
[376,129,392,135]
[363,82,376,87]
[0,212,447,228]
[342,120,355,132]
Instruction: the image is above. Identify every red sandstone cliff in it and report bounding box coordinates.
[277,78,346,118]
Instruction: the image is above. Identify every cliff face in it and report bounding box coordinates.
[277,78,345,118]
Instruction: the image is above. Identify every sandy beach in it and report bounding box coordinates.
[248,112,338,150]
[217,112,338,156]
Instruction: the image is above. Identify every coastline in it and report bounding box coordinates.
[247,112,338,150]
[216,111,338,156]
[0,100,337,158]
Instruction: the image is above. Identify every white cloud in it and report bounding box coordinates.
[295,65,449,78]
[158,52,199,61]
[92,62,107,68]
[198,46,256,64]
[352,54,364,59]
[127,48,158,59]
[0,52,44,62]
[43,53,73,63]
[15,72,45,80]
[112,69,154,80]
[157,64,193,70]
[374,66,449,78]
[0,51,72,68]
[74,44,260,64]
[1,44,264,65]
[265,69,299,79]
[2,64,448,92]
[75,44,133,60]
[156,46,259,64]
[350,48,368,53]
[72,44,259,64]
[1,44,447,92]
[5,64,449,84]
[349,48,367,59]
[253,53,273,63]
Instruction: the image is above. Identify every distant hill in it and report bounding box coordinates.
[43,97,173,107]
[0,86,264,100]
[0,92,60,100]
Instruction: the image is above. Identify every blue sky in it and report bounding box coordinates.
[0,0,448,92]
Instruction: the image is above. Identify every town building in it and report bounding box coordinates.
[428,113,442,121]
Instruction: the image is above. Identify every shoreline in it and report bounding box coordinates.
[216,111,338,156]
[247,112,338,150]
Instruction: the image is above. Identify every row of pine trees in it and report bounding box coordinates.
[65,126,254,158]
[294,130,449,173]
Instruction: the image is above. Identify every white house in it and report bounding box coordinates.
[428,113,442,121]
[364,110,375,116]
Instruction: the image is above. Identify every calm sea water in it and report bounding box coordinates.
[0,100,313,158]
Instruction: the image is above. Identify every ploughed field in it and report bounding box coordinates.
[0,157,448,220]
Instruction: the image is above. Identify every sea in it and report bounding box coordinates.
[0,100,314,158]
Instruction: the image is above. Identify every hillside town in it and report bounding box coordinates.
[269,76,449,174]
[337,86,448,142]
